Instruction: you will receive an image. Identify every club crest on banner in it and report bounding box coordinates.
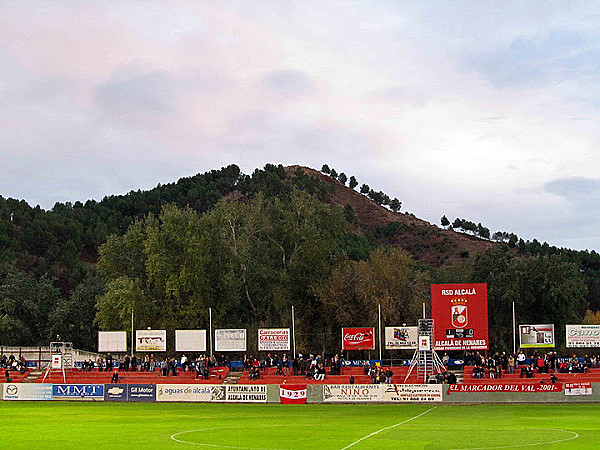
[451,298,468,328]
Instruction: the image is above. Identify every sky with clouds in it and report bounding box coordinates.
[1,1,599,250]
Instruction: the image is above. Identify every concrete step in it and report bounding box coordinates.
[223,371,242,384]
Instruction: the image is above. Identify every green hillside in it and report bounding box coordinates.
[0,163,598,353]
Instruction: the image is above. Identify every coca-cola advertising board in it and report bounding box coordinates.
[342,327,375,350]
[431,283,489,351]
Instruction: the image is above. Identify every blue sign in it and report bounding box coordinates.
[341,360,383,367]
[53,384,104,399]
[128,384,156,402]
[104,384,128,402]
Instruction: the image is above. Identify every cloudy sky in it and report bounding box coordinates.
[1,1,599,250]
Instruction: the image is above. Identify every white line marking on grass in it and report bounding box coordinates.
[449,428,580,450]
[340,406,438,450]
[170,425,300,449]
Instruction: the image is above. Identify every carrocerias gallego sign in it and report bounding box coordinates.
[431,283,488,351]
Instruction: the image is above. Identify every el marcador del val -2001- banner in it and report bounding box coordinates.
[431,283,489,351]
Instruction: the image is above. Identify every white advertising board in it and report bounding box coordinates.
[224,385,267,402]
[3,383,52,401]
[566,325,600,348]
[258,328,290,351]
[156,384,212,402]
[382,384,443,402]
[323,385,382,402]
[136,330,167,352]
[98,331,127,353]
[565,382,592,396]
[175,330,207,352]
[215,329,246,352]
[519,324,555,348]
[385,326,418,350]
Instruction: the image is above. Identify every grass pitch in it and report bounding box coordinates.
[0,402,598,449]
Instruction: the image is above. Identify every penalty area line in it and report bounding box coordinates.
[340,406,438,450]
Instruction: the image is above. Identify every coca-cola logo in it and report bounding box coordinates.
[344,331,373,341]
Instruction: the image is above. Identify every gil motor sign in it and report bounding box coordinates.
[342,327,375,350]
[431,283,489,351]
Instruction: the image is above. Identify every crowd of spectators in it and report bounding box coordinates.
[243,353,347,381]
[86,353,228,380]
[0,354,26,373]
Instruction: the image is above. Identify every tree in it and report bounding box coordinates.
[389,198,402,212]
[440,215,450,228]
[349,176,358,190]
[49,271,104,350]
[315,248,425,334]
[582,310,600,325]
[330,169,338,180]
[360,184,370,195]
[321,164,331,174]
[473,247,587,351]
[338,173,347,186]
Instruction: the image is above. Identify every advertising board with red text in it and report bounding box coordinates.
[431,283,488,351]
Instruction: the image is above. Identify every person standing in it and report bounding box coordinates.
[508,354,515,374]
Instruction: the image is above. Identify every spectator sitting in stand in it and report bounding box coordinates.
[111,371,118,383]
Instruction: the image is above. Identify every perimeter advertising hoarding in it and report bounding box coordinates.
[258,328,290,351]
[136,330,167,352]
[323,385,382,402]
[431,283,489,351]
[98,331,127,353]
[129,384,156,402]
[341,328,375,350]
[175,330,207,352]
[223,385,267,402]
[566,325,600,348]
[280,384,307,404]
[156,384,212,402]
[385,326,418,350]
[52,384,104,400]
[3,383,52,401]
[214,329,247,352]
[519,324,555,348]
[447,384,562,393]
[382,384,443,402]
[104,384,128,401]
[565,383,592,396]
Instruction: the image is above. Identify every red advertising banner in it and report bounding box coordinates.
[342,327,375,350]
[431,283,489,351]
[280,384,307,404]
[447,383,562,394]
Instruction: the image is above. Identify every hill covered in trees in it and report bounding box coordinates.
[0,163,598,353]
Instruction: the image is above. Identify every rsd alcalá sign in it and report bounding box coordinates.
[431,283,489,351]
[53,384,104,400]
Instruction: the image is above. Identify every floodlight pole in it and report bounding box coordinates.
[131,307,134,355]
[209,307,213,356]
[378,304,382,361]
[292,305,296,359]
[512,301,516,354]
